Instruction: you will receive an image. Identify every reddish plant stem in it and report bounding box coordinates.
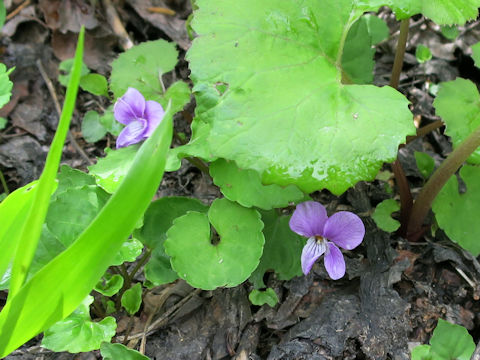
[407,124,480,239]
[389,18,410,89]
[389,17,412,236]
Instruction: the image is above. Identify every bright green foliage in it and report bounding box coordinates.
[164,198,264,290]
[434,78,480,164]
[380,0,480,24]
[58,58,90,87]
[441,25,459,39]
[0,117,6,129]
[362,14,389,45]
[183,0,414,195]
[134,197,208,286]
[372,199,400,232]
[433,165,480,256]
[88,145,140,193]
[471,42,480,69]
[249,288,279,307]
[80,73,109,97]
[7,29,85,300]
[342,15,375,84]
[98,106,123,136]
[411,345,433,360]
[412,319,475,360]
[42,296,116,353]
[250,210,303,288]
[121,283,143,315]
[95,274,124,296]
[210,159,304,210]
[416,45,432,63]
[414,151,435,178]
[164,81,192,114]
[82,110,108,143]
[56,165,96,196]
[110,40,178,102]
[101,342,150,360]
[111,238,143,266]
[0,106,172,357]
[0,181,39,281]
[0,64,13,108]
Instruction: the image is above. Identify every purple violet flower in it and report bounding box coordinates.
[113,87,165,149]
[289,201,365,280]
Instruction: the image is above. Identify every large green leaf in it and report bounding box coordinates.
[42,296,116,353]
[164,198,264,290]
[210,159,304,210]
[182,0,414,195]
[433,165,480,256]
[433,78,480,165]
[429,319,475,360]
[0,106,173,357]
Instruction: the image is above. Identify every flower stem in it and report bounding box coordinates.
[407,123,480,239]
[389,18,410,89]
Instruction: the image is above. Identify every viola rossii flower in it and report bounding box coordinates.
[289,201,365,280]
[113,87,164,148]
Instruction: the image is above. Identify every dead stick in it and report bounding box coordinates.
[36,60,93,165]
[6,0,31,21]
[102,0,134,51]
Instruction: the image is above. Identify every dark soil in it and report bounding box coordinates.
[2,2,480,359]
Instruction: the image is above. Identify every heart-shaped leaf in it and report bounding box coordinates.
[42,296,116,353]
[94,274,124,297]
[181,0,414,195]
[433,78,480,165]
[372,199,400,232]
[249,288,279,307]
[164,198,264,290]
[429,319,475,360]
[433,165,480,256]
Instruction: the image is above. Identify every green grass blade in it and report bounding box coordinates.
[8,27,85,298]
[0,108,173,357]
[0,181,38,278]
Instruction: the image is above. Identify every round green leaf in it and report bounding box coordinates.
[414,151,435,178]
[42,296,116,353]
[471,42,480,69]
[94,274,124,296]
[100,342,150,360]
[82,110,108,143]
[183,0,414,195]
[164,198,264,290]
[250,210,304,288]
[110,40,178,101]
[0,64,13,109]
[111,237,144,266]
[249,288,279,307]
[372,199,400,232]
[144,246,179,286]
[210,159,304,210]
[88,145,140,193]
[441,25,459,40]
[121,283,143,315]
[58,58,90,87]
[416,45,432,63]
[429,319,475,360]
[433,165,480,256]
[433,78,480,164]
[80,73,109,97]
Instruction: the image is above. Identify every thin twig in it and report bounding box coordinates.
[119,288,201,342]
[102,0,134,51]
[147,7,176,16]
[6,0,31,21]
[0,170,9,195]
[406,120,444,144]
[36,60,93,165]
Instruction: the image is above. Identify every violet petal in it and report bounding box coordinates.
[323,211,365,250]
[301,237,327,275]
[143,100,165,137]
[289,201,328,238]
[114,88,146,125]
[324,242,345,280]
[116,119,147,148]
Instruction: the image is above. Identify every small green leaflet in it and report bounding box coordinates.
[101,342,150,360]
[249,288,279,307]
[0,64,14,109]
[121,283,143,315]
[415,45,432,63]
[372,199,400,232]
[94,274,124,297]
